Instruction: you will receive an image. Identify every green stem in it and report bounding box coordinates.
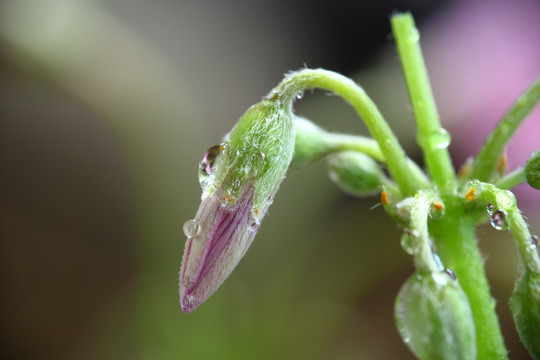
[430,198,508,359]
[470,180,540,274]
[391,13,456,195]
[470,76,540,182]
[271,68,422,196]
[410,191,440,272]
[325,133,385,161]
[495,167,526,190]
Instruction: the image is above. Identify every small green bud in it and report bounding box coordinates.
[291,117,330,167]
[326,151,384,196]
[509,271,540,359]
[525,150,540,189]
[395,271,476,360]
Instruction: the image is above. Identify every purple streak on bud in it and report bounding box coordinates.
[179,185,259,313]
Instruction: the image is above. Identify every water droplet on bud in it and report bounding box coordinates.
[490,210,509,230]
[486,203,495,214]
[183,219,201,238]
[295,91,304,99]
[198,143,227,189]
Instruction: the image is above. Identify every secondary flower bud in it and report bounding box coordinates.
[395,271,476,360]
[509,271,540,359]
[326,151,384,196]
[525,150,540,189]
[179,99,295,313]
[291,117,330,168]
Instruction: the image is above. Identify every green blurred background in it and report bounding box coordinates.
[1,0,539,359]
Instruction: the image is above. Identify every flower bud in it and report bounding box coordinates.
[326,151,384,197]
[291,117,330,168]
[179,99,295,312]
[395,271,476,360]
[509,271,540,359]
[525,150,540,189]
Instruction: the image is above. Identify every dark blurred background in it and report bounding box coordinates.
[1,0,539,359]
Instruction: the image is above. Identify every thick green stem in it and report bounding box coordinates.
[272,68,425,196]
[391,13,456,195]
[470,76,540,182]
[430,198,508,359]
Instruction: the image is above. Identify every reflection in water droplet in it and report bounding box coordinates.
[486,203,495,214]
[198,143,227,189]
[531,235,538,249]
[490,210,509,230]
[183,219,201,238]
[444,268,457,281]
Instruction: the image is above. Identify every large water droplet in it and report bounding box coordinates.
[490,210,509,230]
[198,143,227,189]
[183,219,201,238]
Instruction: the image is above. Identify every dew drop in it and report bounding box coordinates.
[183,219,201,238]
[400,232,414,255]
[490,210,509,231]
[408,28,420,43]
[486,203,495,214]
[198,143,227,189]
[444,268,457,281]
[295,91,304,99]
[530,235,538,249]
[249,222,260,232]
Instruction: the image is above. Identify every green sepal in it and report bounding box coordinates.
[395,271,476,360]
[509,271,540,359]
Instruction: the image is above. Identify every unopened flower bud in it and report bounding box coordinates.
[326,151,384,196]
[509,271,540,359]
[179,99,295,312]
[525,150,540,189]
[395,271,476,360]
[291,117,331,167]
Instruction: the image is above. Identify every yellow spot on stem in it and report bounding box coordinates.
[380,190,388,206]
[497,154,507,175]
[465,187,476,201]
[432,201,444,211]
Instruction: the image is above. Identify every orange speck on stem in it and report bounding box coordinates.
[380,190,388,206]
[465,187,476,201]
[432,201,444,211]
[497,154,507,175]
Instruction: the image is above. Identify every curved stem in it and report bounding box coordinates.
[468,180,540,274]
[495,167,526,190]
[271,68,424,196]
[469,76,540,182]
[391,13,456,195]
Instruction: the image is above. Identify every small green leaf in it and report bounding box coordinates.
[509,271,540,359]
